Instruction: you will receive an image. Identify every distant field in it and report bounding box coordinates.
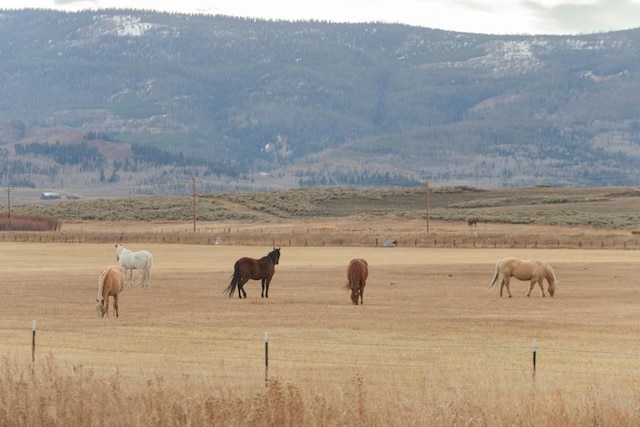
[2,241,640,425]
[9,185,640,230]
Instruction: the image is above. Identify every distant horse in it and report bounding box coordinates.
[96,265,125,318]
[225,248,281,299]
[467,218,479,227]
[489,257,558,298]
[344,258,368,305]
[115,244,153,287]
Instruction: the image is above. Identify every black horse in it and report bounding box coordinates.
[224,248,281,298]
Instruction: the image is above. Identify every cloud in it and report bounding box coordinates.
[530,0,640,34]
[54,0,97,4]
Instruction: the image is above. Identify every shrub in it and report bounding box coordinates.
[0,214,62,231]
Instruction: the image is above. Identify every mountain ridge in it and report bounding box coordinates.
[1,9,639,195]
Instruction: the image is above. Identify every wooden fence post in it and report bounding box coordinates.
[532,338,537,378]
[32,320,37,372]
[264,332,269,387]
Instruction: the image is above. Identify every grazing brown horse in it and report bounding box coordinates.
[467,217,479,227]
[96,265,125,318]
[225,248,281,299]
[489,257,558,298]
[344,258,368,305]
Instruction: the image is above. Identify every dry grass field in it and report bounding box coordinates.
[2,218,640,425]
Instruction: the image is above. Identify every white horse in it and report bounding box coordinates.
[115,244,153,287]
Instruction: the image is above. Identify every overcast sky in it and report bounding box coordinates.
[3,0,640,35]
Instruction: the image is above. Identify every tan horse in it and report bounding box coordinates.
[345,258,368,305]
[96,265,125,318]
[489,257,558,298]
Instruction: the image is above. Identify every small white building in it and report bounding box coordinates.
[40,192,61,200]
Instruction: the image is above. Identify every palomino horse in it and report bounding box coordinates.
[115,244,153,287]
[489,257,558,298]
[96,265,125,318]
[225,248,281,299]
[345,258,368,305]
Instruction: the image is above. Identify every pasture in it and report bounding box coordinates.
[2,239,640,425]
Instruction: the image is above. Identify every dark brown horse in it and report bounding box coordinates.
[96,265,125,318]
[225,248,281,299]
[344,258,368,305]
[467,217,479,227]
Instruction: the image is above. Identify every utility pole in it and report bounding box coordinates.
[7,186,11,229]
[191,178,197,232]
[426,180,430,234]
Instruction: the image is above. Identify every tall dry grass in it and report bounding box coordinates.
[1,355,637,426]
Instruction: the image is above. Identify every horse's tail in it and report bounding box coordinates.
[489,261,500,288]
[224,262,241,297]
[98,268,108,300]
[139,254,153,287]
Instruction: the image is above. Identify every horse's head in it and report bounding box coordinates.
[545,264,557,297]
[350,288,360,305]
[96,299,106,318]
[270,247,281,265]
[548,280,558,297]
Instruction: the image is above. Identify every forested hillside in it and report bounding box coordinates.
[1,9,639,197]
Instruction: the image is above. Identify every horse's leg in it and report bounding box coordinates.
[527,280,536,297]
[142,266,150,287]
[135,268,141,287]
[238,278,249,298]
[261,278,266,298]
[138,266,149,287]
[538,278,546,297]
[360,283,365,305]
[263,278,271,298]
[113,295,119,318]
[136,268,144,287]
[503,277,513,298]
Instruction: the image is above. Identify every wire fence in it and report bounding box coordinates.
[1,230,640,249]
[7,324,639,388]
